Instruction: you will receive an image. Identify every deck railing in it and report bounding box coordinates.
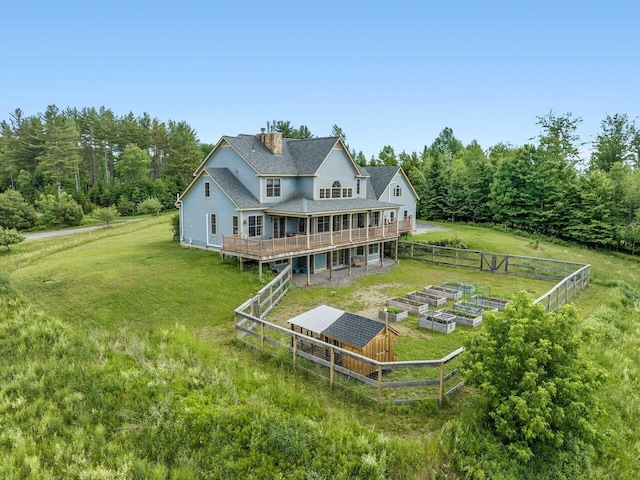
[223,217,413,258]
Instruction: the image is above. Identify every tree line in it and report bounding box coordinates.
[369,113,640,254]
[0,105,210,230]
[2,109,640,255]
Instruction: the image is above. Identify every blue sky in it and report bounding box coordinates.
[2,1,638,160]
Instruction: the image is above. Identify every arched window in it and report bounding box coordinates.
[332,181,341,198]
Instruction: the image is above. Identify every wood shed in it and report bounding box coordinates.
[288,305,399,376]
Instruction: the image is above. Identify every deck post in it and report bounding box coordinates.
[260,322,265,350]
[377,366,383,403]
[258,262,263,281]
[329,257,333,280]
[306,254,311,285]
[394,240,398,263]
[380,242,383,266]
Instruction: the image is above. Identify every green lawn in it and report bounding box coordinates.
[3,217,639,478]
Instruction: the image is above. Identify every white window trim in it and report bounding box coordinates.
[266,178,282,198]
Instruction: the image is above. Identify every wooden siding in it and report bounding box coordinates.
[325,327,398,376]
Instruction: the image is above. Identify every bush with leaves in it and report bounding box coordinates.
[171,213,180,239]
[0,227,25,250]
[0,189,37,230]
[92,206,120,227]
[137,197,163,216]
[36,192,84,228]
[458,292,603,470]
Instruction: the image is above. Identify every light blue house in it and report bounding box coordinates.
[176,127,418,282]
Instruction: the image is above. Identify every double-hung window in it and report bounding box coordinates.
[204,182,210,198]
[266,178,281,198]
[248,215,263,237]
[210,213,217,235]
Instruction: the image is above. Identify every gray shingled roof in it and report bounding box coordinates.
[362,166,400,199]
[286,137,341,175]
[223,135,298,175]
[206,168,263,209]
[223,135,346,176]
[266,196,400,215]
[323,312,387,349]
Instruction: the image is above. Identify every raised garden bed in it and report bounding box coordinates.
[419,311,456,333]
[443,281,476,294]
[423,285,463,301]
[406,291,447,307]
[386,297,430,315]
[452,301,488,316]
[470,295,509,311]
[379,308,408,323]
[425,308,483,327]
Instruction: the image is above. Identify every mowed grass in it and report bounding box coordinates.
[7,218,263,331]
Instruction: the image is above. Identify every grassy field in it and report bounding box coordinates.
[2,216,639,478]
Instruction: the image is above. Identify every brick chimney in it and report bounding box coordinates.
[256,121,283,155]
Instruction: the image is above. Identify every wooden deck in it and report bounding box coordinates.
[223,217,413,260]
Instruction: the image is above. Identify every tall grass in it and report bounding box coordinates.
[2,217,640,478]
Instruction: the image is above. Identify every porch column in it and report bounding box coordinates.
[306,217,310,249]
[329,255,333,280]
[330,215,334,245]
[349,214,352,242]
[366,212,370,239]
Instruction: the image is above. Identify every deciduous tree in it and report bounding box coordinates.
[463,293,603,462]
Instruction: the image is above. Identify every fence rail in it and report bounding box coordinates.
[235,305,464,404]
[233,243,591,405]
[399,242,590,312]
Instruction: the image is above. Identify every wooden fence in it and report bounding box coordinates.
[399,242,590,312]
[234,245,591,404]
[235,308,464,404]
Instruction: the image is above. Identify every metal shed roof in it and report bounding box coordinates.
[287,305,344,335]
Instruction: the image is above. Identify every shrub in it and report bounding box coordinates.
[36,192,84,228]
[0,227,25,250]
[0,189,37,230]
[431,236,469,249]
[92,206,120,227]
[171,213,180,239]
[137,197,163,216]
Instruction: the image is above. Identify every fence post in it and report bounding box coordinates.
[292,334,297,368]
[330,348,335,387]
[377,367,383,404]
[439,362,445,403]
[260,322,265,350]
